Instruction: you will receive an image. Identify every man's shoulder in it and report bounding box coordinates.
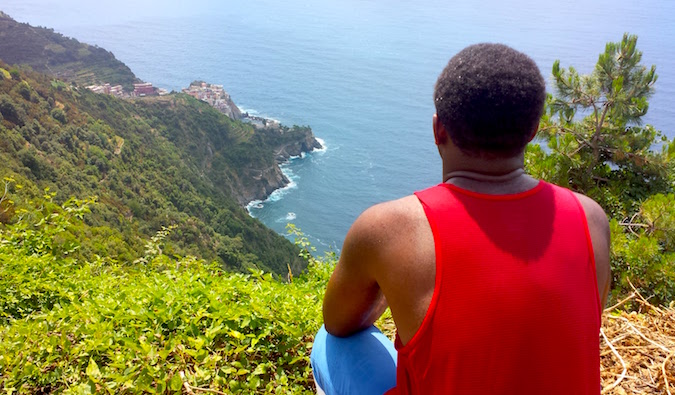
[570,191,610,231]
[346,195,427,254]
[535,182,609,236]
[358,195,425,226]
[568,191,611,309]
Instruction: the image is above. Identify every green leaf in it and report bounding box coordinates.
[236,368,250,376]
[169,374,183,391]
[86,357,101,381]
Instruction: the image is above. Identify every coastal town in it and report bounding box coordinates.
[87,79,282,127]
[86,81,169,98]
[181,81,242,120]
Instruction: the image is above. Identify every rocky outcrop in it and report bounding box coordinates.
[183,83,323,206]
[223,95,243,120]
[242,165,289,205]
[228,125,323,206]
[273,129,322,162]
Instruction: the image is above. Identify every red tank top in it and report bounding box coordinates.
[386,181,601,395]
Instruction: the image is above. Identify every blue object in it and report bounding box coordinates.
[310,325,398,395]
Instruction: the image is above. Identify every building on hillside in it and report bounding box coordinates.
[181,81,241,119]
[133,82,155,96]
[86,83,125,97]
[109,85,124,96]
[87,85,105,94]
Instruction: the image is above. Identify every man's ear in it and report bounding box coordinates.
[433,114,448,145]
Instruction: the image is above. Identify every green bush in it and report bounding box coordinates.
[0,93,24,125]
[15,82,31,101]
[9,68,21,81]
[50,107,67,124]
[0,197,332,394]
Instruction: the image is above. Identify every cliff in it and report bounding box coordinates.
[182,80,322,204]
[273,127,323,161]
[232,124,322,205]
[198,122,322,206]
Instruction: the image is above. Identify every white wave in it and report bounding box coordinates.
[238,106,260,116]
[238,106,282,124]
[313,137,327,153]
[245,165,298,216]
[245,199,264,216]
[285,212,297,221]
[266,177,297,203]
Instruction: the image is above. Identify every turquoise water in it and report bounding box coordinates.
[3,0,675,254]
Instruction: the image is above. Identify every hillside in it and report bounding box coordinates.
[0,62,320,275]
[0,11,139,90]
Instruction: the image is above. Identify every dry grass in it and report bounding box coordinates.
[601,290,675,394]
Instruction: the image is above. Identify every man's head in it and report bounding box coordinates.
[434,43,546,158]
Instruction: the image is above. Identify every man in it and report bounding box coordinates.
[310,43,611,394]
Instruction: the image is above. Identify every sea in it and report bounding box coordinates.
[3,0,674,255]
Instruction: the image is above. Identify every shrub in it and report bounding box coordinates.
[9,68,21,81]
[0,93,24,125]
[50,107,67,124]
[0,197,332,393]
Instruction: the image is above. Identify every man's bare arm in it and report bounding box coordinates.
[574,193,612,308]
[322,205,389,337]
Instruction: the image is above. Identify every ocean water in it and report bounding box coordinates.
[3,0,675,254]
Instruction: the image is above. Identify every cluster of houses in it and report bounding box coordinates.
[86,82,169,98]
[181,81,241,119]
[85,79,277,128]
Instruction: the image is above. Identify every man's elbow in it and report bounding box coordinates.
[324,322,353,338]
[323,313,350,337]
[323,310,366,338]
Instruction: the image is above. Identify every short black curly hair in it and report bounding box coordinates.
[434,43,546,157]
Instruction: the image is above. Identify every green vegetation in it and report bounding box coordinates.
[0,194,332,393]
[0,62,315,275]
[527,34,675,304]
[0,33,673,393]
[0,12,138,89]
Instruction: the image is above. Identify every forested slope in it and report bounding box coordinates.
[0,63,315,274]
[0,11,138,89]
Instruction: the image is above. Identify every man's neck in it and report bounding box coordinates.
[440,151,538,195]
[443,168,539,195]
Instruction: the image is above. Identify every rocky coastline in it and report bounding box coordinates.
[177,80,323,206]
[234,125,323,206]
